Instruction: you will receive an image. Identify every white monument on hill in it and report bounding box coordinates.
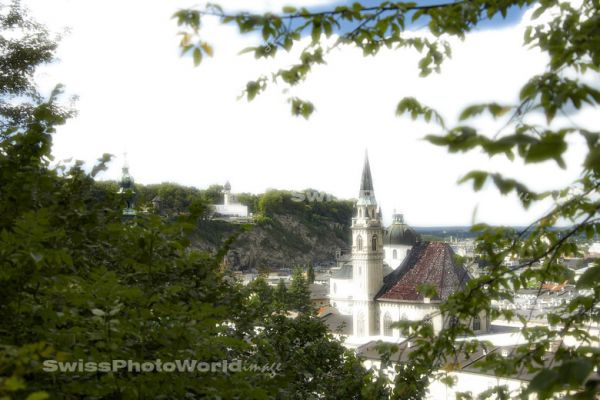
[212,181,248,218]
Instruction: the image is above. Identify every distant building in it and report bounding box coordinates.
[310,284,330,309]
[212,181,249,219]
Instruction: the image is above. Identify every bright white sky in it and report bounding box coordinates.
[24,0,595,226]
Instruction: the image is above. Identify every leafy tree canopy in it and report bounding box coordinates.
[0,4,379,399]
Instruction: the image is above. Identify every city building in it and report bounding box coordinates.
[325,152,489,340]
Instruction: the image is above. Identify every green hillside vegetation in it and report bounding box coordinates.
[93,181,354,270]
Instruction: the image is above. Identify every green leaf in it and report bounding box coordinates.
[531,5,548,20]
[311,22,322,43]
[4,376,26,391]
[26,392,49,400]
[458,171,488,190]
[557,359,593,387]
[528,368,558,394]
[193,47,202,66]
[290,98,315,119]
[524,132,567,167]
[576,265,600,289]
[246,81,261,101]
[396,97,445,127]
[201,42,213,57]
[459,103,512,121]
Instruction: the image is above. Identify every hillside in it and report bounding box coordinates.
[193,213,350,270]
[95,181,354,270]
[194,189,353,270]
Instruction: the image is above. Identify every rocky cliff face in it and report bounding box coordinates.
[192,213,350,270]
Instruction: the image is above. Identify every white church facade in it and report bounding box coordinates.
[327,153,489,339]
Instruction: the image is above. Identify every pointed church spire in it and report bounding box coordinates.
[358,150,376,205]
[360,150,374,192]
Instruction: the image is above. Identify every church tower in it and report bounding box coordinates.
[352,151,384,336]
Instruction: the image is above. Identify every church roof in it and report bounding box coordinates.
[384,223,420,246]
[375,242,470,302]
[320,311,353,335]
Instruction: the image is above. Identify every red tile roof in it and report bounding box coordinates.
[375,242,470,302]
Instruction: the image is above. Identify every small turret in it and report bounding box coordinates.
[392,212,404,224]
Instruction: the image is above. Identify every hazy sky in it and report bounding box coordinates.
[25,0,595,226]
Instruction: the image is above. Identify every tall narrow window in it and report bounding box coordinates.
[473,315,481,331]
[357,235,363,251]
[371,235,377,251]
[357,312,365,337]
[393,249,398,259]
[383,313,393,336]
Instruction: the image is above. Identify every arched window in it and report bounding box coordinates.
[371,235,377,251]
[393,249,398,259]
[356,235,363,251]
[473,315,481,331]
[383,313,393,336]
[357,312,365,336]
[358,208,362,218]
[423,317,433,330]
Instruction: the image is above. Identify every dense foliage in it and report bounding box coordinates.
[257,189,354,224]
[0,4,378,399]
[0,2,71,129]
[178,0,600,398]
